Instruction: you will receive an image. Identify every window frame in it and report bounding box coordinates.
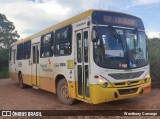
[54,25,72,56]
[40,32,54,58]
[23,40,31,60]
[16,43,24,60]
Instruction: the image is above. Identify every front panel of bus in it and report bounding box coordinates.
[89,11,151,104]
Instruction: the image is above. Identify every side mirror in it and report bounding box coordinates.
[51,46,54,51]
[92,30,99,42]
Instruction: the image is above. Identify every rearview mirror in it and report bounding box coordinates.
[92,30,99,42]
[51,46,54,51]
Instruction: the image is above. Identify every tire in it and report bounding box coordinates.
[57,78,76,105]
[18,73,27,89]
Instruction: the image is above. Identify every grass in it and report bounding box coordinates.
[148,39,160,82]
[0,66,9,79]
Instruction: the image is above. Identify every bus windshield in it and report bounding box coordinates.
[93,26,148,69]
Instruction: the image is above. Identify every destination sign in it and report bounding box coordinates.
[92,11,144,30]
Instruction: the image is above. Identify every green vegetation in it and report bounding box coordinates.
[0,48,9,79]
[148,38,160,82]
[0,13,19,49]
[0,13,19,79]
[0,66,9,78]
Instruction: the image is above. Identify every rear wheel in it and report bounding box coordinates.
[57,78,76,105]
[18,73,27,89]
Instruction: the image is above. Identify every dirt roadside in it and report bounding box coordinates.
[0,79,160,118]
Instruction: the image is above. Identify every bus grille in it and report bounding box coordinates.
[114,80,140,87]
[118,88,138,95]
[108,71,144,80]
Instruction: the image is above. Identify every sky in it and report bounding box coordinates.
[0,0,160,39]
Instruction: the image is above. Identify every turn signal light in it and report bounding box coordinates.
[102,82,108,88]
[144,86,151,92]
[144,78,148,83]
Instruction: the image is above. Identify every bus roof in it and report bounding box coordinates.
[12,9,141,45]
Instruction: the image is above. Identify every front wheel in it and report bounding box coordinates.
[57,78,76,105]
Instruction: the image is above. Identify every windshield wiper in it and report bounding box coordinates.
[108,25,130,68]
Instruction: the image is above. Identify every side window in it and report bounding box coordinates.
[23,40,31,59]
[54,25,72,56]
[17,43,23,60]
[40,33,53,58]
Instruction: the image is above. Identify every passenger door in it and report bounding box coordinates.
[31,44,40,86]
[10,49,16,79]
[75,28,90,100]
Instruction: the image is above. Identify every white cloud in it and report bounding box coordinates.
[0,0,159,39]
[0,0,71,38]
[56,0,110,16]
[136,0,160,4]
[146,31,160,38]
[126,0,160,8]
[0,0,113,38]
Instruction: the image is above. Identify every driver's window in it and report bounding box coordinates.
[126,30,137,51]
[138,32,146,59]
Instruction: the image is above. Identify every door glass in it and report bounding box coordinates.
[37,46,39,64]
[13,50,16,64]
[85,65,90,97]
[84,31,88,63]
[77,33,82,63]
[33,46,39,64]
[78,65,82,96]
[76,30,90,99]
[9,48,12,61]
[33,46,36,64]
[12,50,16,64]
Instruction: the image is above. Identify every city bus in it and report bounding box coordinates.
[9,9,151,105]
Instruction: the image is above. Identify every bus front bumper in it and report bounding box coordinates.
[90,79,151,104]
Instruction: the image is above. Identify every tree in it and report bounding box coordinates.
[0,13,20,49]
[148,38,160,82]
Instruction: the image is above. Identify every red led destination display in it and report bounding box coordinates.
[103,15,136,26]
[92,11,144,30]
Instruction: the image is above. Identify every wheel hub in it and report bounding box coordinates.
[61,84,69,99]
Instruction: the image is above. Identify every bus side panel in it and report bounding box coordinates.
[68,81,76,98]
[22,60,32,85]
[9,45,17,81]
[39,76,56,93]
[38,58,56,93]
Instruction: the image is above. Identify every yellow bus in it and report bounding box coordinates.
[9,9,151,105]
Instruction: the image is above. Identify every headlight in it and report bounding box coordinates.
[143,72,150,83]
[98,78,104,83]
[96,77,108,88]
[146,73,150,79]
